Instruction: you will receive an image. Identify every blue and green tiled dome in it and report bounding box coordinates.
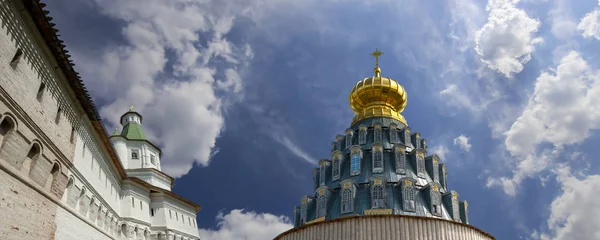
[291,50,469,228]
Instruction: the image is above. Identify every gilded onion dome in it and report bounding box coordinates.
[348,49,408,126]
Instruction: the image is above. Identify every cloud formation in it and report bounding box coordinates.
[453,135,472,152]
[577,1,600,40]
[475,0,542,77]
[198,209,293,240]
[536,166,600,240]
[489,51,600,196]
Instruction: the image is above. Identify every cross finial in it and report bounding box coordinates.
[129,105,134,111]
[370,48,384,77]
[371,48,384,67]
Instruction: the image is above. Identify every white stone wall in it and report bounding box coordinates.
[1,1,201,240]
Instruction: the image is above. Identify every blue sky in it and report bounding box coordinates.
[45,0,600,239]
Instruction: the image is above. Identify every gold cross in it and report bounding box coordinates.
[370,48,384,67]
[129,105,134,111]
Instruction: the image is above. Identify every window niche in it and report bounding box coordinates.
[371,144,383,173]
[429,184,442,216]
[340,180,356,214]
[315,187,329,218]
[331,152,343,181]
[358,125,367,145]
[389,124,398,143]
[395,145,406,174]
[25,142,41,173]
[131,150,139,160]
[349,146,363,176]
[370,178,386,209]
[10,48,23,68]
[401,179,416,212]
[345,129,353,149]
[35,82,46,102]
[416,152,425,178]
[0,115,16,149]
[373,124,382,143]
[335,135,344,151]
[403,128,412,147]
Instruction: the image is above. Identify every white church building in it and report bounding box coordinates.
[0,0,201,239]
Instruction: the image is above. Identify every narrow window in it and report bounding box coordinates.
[91,157,94,170]
[337,140,342,151]
[140,200,142,210]
[431,190,442,216]
[403,183,416,212]
[150,208,154,217]
[131,197,135,208]
[36,82,46,101]
[50,162,60,192]
[317,195,327,218]
[150,155,156,165]
[131,151,138,160]
[395,148,406,174]
[350,153,360,175]
[319,164,326,186]
[433,159,439,182]
[332,157,340,180]
[300,202,307,225]
[417,154,425,178]
[169,209,172,219]
[341,188,354,214]
[188,217,191,226]
[176,212,179,221]
[82,143,86,158]
[55,108,62,124]
[390,128,398,143]
[404,129,411,146]
[345,132,353,149]
[26,143,41,173]
[372,147,383,173]
[358,126,366,144]
[10,48,23,68]
[0,116,15,147]
[371,185,385,209]
[374,126,382,143]
[70,127,76,143]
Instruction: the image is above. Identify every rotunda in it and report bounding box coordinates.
[274,49,495,240]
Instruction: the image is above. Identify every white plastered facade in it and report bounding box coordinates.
[0,0,201,239]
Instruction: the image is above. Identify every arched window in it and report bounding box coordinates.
[404,128,411,146]
[345,130,353,149]
[390,126,398,143]
[332,157,340,181]
[395,147,406,174]
[25,143,41,173]
[50,162,60,194]
[36,83,45,101]
[416,154,425,178]
[403,182,416,212]
[371,185,385,209]
[372,147,383,173]
[431,190,442,216]
[373,126,382,143]
[319,164,326,186]
[55,108,62,124]
[358,126,367,144]
[317,195,327,218]
[300,202,307,225]
[341,188,354,214]
[121,224,128,238]
[433,159,439,182]
[0,116,15,148]
[350,153,360,175]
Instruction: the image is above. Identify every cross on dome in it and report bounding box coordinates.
[370,48,384,77]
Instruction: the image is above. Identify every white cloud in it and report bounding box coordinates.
[537,167,600,240]
[489,50,600,195]
[198,209,293,240]
[431,145,449,160]
[549,0,578,40]
[475,0,542,77]
[453,135,472,152]
[578,1,600,40]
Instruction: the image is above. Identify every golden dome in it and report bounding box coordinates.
[348,49,408,126]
